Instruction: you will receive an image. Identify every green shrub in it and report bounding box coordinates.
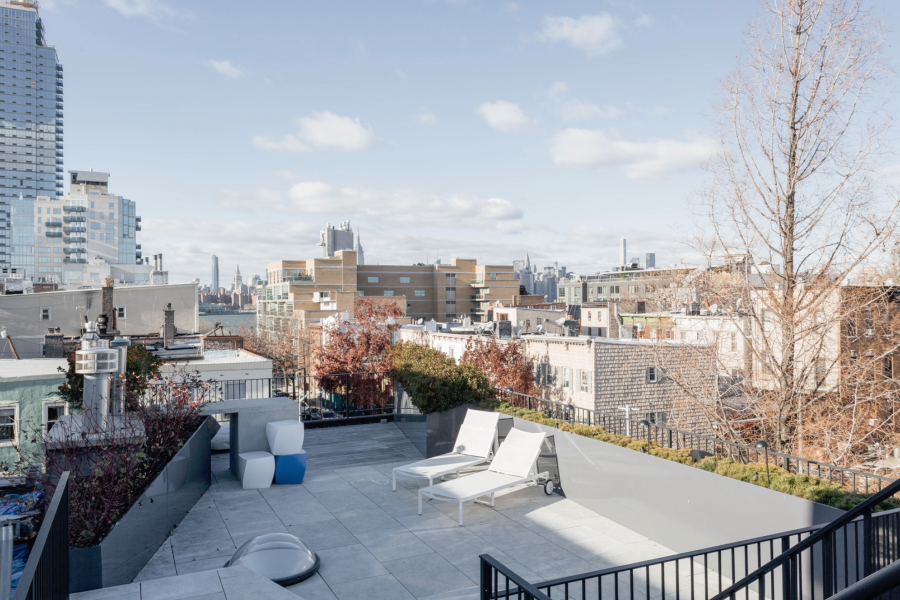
[483,401,900,512]
[392,342,495,414]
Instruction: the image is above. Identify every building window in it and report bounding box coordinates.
[730,332,737,352]
[646,367,659,383]
[636,302,646,314]
[384,290,394,297]
[562,367,572,389]
[525,320,531,328]
[40,307,50,321]
[0,406,16,445]
[358,290,365,297]
[116,306,126,319]
[629,285,638,293]
[490,273,498,281]
[368,276,379,283]
[109,202,114,209]
[43,401,66,434]
[580,370,590,392]
[587,311,592,321]
[415,290,425,297]
[399,276,411,283]
[610,286,619,294]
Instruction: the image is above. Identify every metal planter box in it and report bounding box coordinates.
[69,417,212,593]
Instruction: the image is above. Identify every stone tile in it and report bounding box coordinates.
[503,541,596,580]
[175,556,229,575]
[171,538,237,564]
[312,488,380,518]
[382,553,475,598]
[498,504,583,533]
[417,587,480,600]
[140,570,223,600]
[466,521,548,552]
[218,568,299,600]
[71,583,140,600]
[582,516,650,544]
[264,493,335,526]
[284,573,337,600]
[333,465,393,484]
[285,519,359,551]
[133,540,177,583]
[337,507,403,535]
[395,510,459,533]
[301,472,353,494]
[538,525,632,562]
[315,543,388,585]
[330,574,416,600]
[354,527,434,562]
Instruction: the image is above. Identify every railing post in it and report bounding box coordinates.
[863,508,873,577]
[822,532,834,599]
[480,556,493,600]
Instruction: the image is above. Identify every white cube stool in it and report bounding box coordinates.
[266,420,305,456]
[238,451,275,489]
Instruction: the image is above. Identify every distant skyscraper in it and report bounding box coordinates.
[356,232,365,266]
[619,238,627,267]
[0,0,64,274]
[233,263,242,292]
[211,254,219,291]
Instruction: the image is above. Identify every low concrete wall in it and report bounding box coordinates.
[428,408,844,553]
[513,416,843,552]
[70,417,212,592]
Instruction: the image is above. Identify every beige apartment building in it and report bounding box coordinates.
[258,250,519,329]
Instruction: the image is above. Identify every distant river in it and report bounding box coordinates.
[198,313,256,334]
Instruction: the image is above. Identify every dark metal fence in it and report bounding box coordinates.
[297,372,397,421]
[480,554,551,600]
[480,503,900,600]
[13,472,69,600]
[146,377,299,405]
[495,389,895,495]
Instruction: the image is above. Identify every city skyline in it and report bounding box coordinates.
[30,1,900,283]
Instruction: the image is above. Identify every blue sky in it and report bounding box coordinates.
[42,0,900,285]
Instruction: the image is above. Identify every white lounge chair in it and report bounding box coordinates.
[392,410,500,492]
[418,428,549,526]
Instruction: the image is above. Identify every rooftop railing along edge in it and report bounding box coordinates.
[13,471,69,600]
[494,388,895,495]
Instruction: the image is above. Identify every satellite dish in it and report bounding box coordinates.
[515,326,524,337]
[416,318,424,325]
[635,323,645,332]
[536,325,543,333]
[555,317,566,326]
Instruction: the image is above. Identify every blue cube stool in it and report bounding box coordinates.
[275,450,308,485]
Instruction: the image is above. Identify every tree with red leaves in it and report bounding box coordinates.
[460,336,536,395]
[316,297,402,375]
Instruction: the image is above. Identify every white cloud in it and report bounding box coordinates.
[558,100,624,121]
[549,129,715,179]
[103,0,175,19]
[546,81,569,99]
[297,112,378,151]
[253,111,379,153]
[415,110,437,124]
[272,170,299,181]
[476,100,533,133]
[538,13,622,57]
[204,59,241,79]
[215,181,525,231]
[634,13,654,27]
[251,135,310,153]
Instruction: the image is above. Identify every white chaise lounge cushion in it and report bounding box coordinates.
[450,410,500,458]
[417,470,524,501]
[395,454,487,481]
[487,428,546,478]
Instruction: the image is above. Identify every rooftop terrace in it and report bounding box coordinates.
[73,422,673,600]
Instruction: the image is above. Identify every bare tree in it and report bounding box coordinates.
[694,0,898,454]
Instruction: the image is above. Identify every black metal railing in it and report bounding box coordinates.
[495,389,895,495]
[13,472,69,600]
[827,558,900,600]
[708,477,900,600]
[145,377,299,405]
[480,504,900,600]
[481,554,551,600]
[298,372,398,421]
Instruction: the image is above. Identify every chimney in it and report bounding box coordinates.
[620,239,627,266]
[101,277,115,333]
[158,253,163,271]
[43,328,64,358]
[163,303,175,347]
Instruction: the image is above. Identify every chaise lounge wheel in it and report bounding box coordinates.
[544,481,554,495]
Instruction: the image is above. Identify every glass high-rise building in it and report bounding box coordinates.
[0,0,64,275]
[211,254,219,291]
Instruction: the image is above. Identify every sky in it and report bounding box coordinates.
[39,0,900,285]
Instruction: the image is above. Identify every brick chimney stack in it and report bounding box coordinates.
[101,276,115,332]
[163,303,175,347]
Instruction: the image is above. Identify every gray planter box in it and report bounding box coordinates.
[69,417,213,593]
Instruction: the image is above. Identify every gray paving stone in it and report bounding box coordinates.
[330,574,416,600]
[285,573,338,600]
[286,519,359,551]
[354,527,435,562]
[315,543,388,585]
[382,552,475,598]
[140,569,222,600]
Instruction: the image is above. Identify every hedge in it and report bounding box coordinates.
[391,342,495,414]
[482,400,900,512]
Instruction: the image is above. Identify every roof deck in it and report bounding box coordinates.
[74,422,673,600]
